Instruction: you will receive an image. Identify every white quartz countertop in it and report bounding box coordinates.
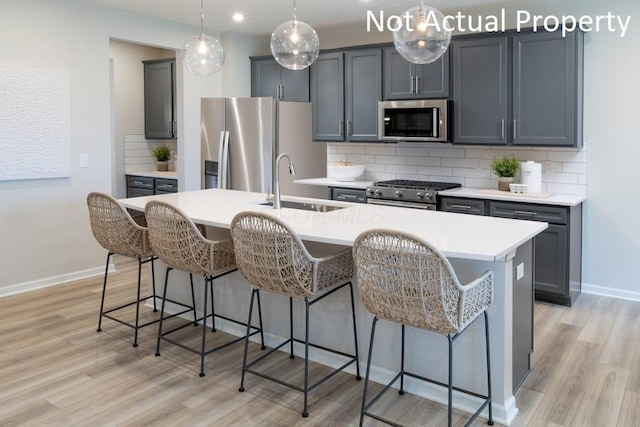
[294,177,373,190]
[120,189,546,262]
[439,187,586,206]
[126,171,178,179]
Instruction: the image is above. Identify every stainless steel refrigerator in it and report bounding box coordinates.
[201,97,326,199]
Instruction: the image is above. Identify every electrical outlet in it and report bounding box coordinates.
[79,154,88,168]
[516,263,525,281]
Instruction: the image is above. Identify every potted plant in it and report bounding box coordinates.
[491,154,520,191]
[152,144,172,171]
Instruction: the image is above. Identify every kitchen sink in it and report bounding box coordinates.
[259,201,346,212]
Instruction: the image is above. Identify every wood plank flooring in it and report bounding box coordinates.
[1,256,639,426]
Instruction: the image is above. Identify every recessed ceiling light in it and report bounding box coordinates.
[232,13,244,22]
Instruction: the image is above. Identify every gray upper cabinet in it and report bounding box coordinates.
[451,37,509,145]
[311,48,382,142]
[383,46,449,99]
[451,30,583,147]
[512,31,583,146]
[143,58,176,139]
[251,57,309,102]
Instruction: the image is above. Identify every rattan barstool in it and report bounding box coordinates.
[87,192,195,347]
[145,201,264,377]
[353,229,494,427]
[230,211,361,418]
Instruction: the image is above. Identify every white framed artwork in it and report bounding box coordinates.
[0,65,71,181]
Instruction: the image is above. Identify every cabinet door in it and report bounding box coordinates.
[345,49,382,142]
[451,37,508,145]
[383,47,414,100]
[414,53,449,99]
[535,224,568,296]
[512,31,578,146]
[251,58,280,98]
[281,68,310,102]
[311,52,345,141]
[144,59,175,139]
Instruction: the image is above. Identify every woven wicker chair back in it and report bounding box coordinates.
[353,229,469,335]
[87,192,151,259]
[230,212,317,298]
[144,201,235,276]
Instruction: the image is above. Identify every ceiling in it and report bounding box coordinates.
[80,0,519,35]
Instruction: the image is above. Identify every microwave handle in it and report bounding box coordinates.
[414,76,419,94]
[433,109,439,138]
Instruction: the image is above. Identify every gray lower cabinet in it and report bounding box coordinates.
[127,175,178,197]
[382,46,449,100]
[451,30,583,147]
[329,187,367,204]
[441,196,582,306]
[250,57,309,102]
[143,59,176,139]
[311,48,382,142]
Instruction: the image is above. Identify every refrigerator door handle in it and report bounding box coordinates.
[217,131,228,189]
[221,131,230,189]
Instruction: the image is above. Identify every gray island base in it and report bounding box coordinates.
[120,189,547,426]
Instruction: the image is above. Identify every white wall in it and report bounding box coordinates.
[318,0,640,299]
[0,0,259,294]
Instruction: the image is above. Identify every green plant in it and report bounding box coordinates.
[152,144,172,162]
[491,154,520,178]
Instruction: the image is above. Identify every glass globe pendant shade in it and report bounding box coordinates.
[270,19,319,70]
[393,2,451,64]
[183,33,225,76]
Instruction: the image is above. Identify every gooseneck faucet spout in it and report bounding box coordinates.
[274,153,296,209]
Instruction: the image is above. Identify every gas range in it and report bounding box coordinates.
[366,179,461,210]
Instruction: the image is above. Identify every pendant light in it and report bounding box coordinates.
[270,0,320,70]
[394,0,451,64]
[182,0,224,76]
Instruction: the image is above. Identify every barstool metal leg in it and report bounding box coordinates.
[189,273,197,326]
[199,276,209,377]
[151,257,157,312]
[155,267,172,356]
[348,282,361,380]
[399,324,405,395]
[360,316,378,427]
[302,297,310,418]
[485,311,494,425]
[289,297,295,359]
[448,334,454,427]
[96,252,112,332]
[210,277,216,332]
[239,289,257,392]
[132,257,143,347]
[256,290,266,350]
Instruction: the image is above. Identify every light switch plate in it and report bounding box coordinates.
[516,263,525,281]
[79,154,88,168]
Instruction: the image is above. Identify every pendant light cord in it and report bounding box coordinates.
[292,0,297,22]
[200,0,205,38]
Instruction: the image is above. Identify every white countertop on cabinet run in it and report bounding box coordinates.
[294,177,373,189]
[126,171,178,179]
[439,187,585,206]
[120,189,546,262]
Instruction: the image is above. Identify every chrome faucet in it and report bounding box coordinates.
[273,153,296,209]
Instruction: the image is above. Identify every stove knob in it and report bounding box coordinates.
[416,192,424,199]
[425,191,433,200]
[366,188,374,195]
[395,191,402,198]
[374,189,382,196]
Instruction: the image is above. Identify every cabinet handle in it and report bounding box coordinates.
[513,119,517,140]
[173,121,177,137]
[157,184,174,189]
[451,204,472,210]
[168,120,172,134]
[410,76,415,93]
[338,120,344,136]
[414,76,420,93]
[501,119,505,139]
[338,194,358,200]
[347,120,352,136]
[515,210,537,216]
[133,181,145,185]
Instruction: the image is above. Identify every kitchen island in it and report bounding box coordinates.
[120,189,547,425]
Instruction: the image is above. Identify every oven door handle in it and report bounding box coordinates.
[367,199,436,210]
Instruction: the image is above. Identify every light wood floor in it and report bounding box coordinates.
[1,256,639,426]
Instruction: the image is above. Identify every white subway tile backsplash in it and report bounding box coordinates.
[407,157,441,166]
[337,145,367,154]
[441,158,479,169]
[547,151,587,162]
[417,166,453,176]
[505,151,547,162]
[396,173,426,181]
[465,149,500,159]
[452,168,491,179]
[578,174,587,185]
[361,163,386,173]
[376,155,406,165]
[396,147,430,157]
[365,171,395,181]
[546,183,587,195]
[543,172,578,184]
[545,161,563,173]
[429,148,465,158]
[327,154,347,162]
[359,154,376,163]
[386,164,418,174]
[464,178,497,189]
[562,162,587,173]
[366,146,396,156]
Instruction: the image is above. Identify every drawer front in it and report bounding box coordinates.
[155,178,178,193]
[490,201,567,224]
[127,186,154,198]
[330,187,367,204]
[440,197,487,215]
[126,175,154,189]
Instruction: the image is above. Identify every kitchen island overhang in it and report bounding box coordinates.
[119,189,547,425]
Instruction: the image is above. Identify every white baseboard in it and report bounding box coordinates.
[582,282,640,302]
[0,264,114,298]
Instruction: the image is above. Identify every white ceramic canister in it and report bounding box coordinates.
[520,161,542,193]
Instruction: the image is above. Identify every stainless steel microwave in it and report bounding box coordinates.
[378,99,449,142]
